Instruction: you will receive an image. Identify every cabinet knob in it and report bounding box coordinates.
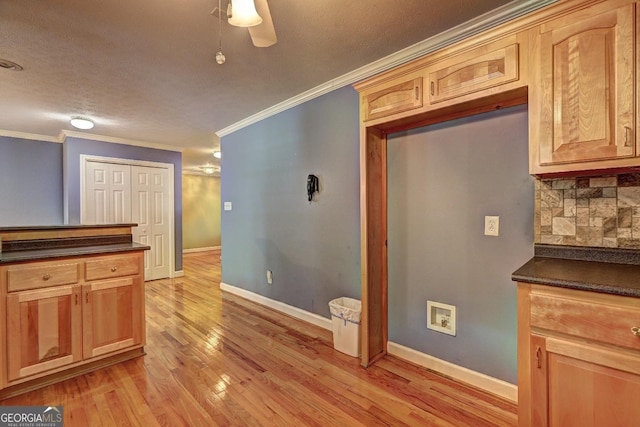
[42,274,51,281]
[632,327,640,336]
[111,267,117,272]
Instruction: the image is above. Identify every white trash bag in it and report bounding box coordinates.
[329,297,361,357]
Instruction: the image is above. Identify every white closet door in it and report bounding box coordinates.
[132,166,171,280]
[84,162,131,224]
[109,165,131,223]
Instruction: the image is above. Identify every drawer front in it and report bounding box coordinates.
[363,77,423,121]
[85,255,140,281]
[530,292,640,351]
[7,262,80,292]
[428,43,519,104]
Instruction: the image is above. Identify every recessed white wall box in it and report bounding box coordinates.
[266,269,273,284]
[427,300,457,336]
[224,201,233,211]
[484,215,499,236]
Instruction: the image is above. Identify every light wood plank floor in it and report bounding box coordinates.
[2,251,517,426]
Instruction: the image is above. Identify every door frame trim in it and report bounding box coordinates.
[79,154,176,279]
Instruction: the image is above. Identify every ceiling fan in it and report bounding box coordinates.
[211,0,277,47]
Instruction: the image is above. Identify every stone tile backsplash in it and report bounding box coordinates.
[535,173,640,248]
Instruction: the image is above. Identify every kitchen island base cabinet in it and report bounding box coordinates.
[0,247,146,399]
[519,283,640,426]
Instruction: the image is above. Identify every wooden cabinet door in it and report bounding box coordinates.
[535,336,640,427]
[428,42,519,104]
[6,285,82,382]
[82,276,144,359]
[362,77,422,121]
[538,4,635,166]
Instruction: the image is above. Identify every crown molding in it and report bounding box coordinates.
[0,128,185,153]
[0,130,61,143]
[216,0,557,138]
[60,130,184,152]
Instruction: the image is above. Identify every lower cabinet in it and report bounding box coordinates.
[82,277,144,359]
[2,252,145,390]
[530,334,640,426]
[518,283,640,426]
[6,284,82,382]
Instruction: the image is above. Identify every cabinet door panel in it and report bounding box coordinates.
[539,4,635,165]
[548,351,640,427]
[530,334,549,427]
[363,77,422,121]
[6,285,82,381]
[83,277,143,359]
[428,43,519,104]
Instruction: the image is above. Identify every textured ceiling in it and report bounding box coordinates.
[0,0,515,173]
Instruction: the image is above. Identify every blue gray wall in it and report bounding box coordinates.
[63,136,183,271]
[387,105,534,384]
[0,136,64,225]
[220,86,361,316]
[219,90,533,385]
[0,134,183,272]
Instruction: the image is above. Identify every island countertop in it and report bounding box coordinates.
[512,244,640,298]
[0,224,149,264]
[0,242,149,263]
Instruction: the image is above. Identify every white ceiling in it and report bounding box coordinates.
[0,0,527,174]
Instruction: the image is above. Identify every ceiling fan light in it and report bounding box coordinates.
[228,0,262,27]
[213,150,222,159]
[70,117,94,130]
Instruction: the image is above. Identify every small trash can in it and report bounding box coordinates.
[329,297,361,357]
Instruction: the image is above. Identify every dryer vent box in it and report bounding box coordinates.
[427,300,456,336]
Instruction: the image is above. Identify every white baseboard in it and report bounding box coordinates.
[219,282,517,403]
[183,246,221,254]
[387,341,517,403]
[220,282,332,331]
[172,270,185,278]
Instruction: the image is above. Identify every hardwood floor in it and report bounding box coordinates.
[1,251,517,426]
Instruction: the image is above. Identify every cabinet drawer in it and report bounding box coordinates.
[530,292,640,351]
[7,262,80,292]
[428,42,519,104]
[363,77,423,121]
[85,255,140,281]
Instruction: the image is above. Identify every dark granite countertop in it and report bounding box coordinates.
[0,224,137,231]
[0,243,149,264]
[512,245,640,298]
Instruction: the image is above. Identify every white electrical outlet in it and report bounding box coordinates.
[224,201,232,211]
[484,215,499,236]
[266,270,273,284]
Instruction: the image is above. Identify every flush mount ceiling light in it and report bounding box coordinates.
[213,150,222,159]
[70,117,94,130]
[0,59,23,71]
[200,165,220,175]
[228,0,262,27]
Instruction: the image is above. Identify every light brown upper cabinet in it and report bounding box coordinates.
[531,2,636,175]
[427,39,520,104]
[362,75,423,121]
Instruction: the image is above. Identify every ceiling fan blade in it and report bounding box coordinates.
[248,0,277,47]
